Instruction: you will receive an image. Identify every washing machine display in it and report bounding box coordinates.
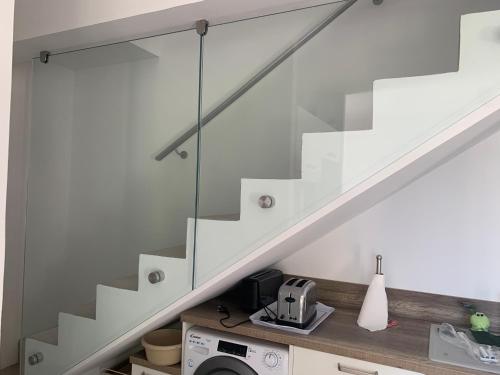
[184,327,289,375]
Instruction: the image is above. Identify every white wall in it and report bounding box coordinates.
[0,0,15,370]
[277,128,500,302]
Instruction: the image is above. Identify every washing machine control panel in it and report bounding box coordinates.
[264,351,280,368]
[217,339,249,357]
[184,327,289,375]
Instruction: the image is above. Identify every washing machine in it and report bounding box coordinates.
[183,326,289,375]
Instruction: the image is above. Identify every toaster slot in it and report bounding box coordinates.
[296,279,308,288]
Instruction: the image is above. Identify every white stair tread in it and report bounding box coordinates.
[102,274,138,291]
[30,327,58,346]
[99,245,188,291]
[200,213,240,221]
[143,244,186,258]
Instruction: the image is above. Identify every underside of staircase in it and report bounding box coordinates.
[23,8,500,375]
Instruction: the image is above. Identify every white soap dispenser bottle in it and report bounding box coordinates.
[357,254,388,332]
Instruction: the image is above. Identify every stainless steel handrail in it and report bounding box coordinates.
[155,0,358,161]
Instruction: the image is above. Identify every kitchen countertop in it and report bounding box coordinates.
[181,298,493,375]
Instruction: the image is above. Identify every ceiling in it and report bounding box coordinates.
[13,0,345,61]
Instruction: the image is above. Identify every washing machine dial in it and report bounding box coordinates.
[264,351,279,368]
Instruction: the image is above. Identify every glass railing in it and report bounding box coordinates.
[22,0,500,373]
[194,2,500,286]
[194,1,348,285]
[23,29,202,374]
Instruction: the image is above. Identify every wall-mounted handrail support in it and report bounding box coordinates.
[155,0,358,161]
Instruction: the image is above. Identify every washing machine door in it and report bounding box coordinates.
[194,356,258,375]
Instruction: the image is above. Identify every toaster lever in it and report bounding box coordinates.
[285,296,296,303]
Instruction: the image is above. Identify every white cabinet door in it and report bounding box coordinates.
[292,347,423,375]
[131,363,173,375]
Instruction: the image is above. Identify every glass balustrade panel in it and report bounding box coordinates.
[24,29,201,374]
[195,0,500,286]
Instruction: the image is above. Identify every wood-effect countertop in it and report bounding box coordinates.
[181,299,493,375]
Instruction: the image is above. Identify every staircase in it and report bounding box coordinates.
[23,6,500,375]
[24,244,193,374]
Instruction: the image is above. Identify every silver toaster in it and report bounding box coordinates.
[276,278,317,329]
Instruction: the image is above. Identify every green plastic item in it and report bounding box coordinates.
[460,303,499,347]
[470,312,491,332]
